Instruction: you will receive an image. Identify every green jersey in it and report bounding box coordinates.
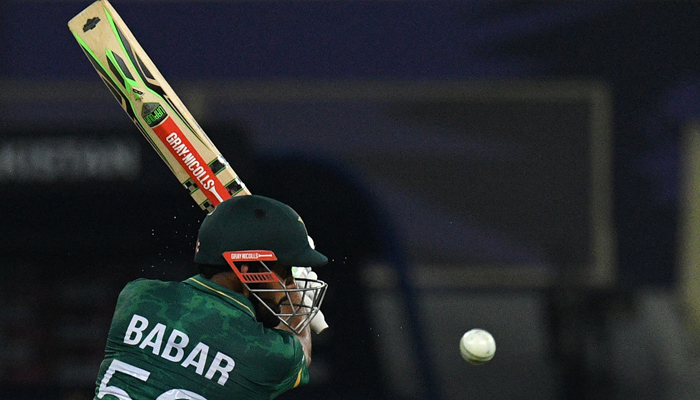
[94,275,309,400]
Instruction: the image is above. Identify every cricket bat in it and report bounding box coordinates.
[68,0,250,212]
[68,0,328,333]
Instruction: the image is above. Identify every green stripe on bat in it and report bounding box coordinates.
[102,6,211,149]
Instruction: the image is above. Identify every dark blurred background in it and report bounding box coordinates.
[2,1,700,399]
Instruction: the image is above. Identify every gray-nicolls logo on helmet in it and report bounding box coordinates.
[194,195,328,334]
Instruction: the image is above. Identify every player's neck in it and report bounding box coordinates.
[210,271,246,295]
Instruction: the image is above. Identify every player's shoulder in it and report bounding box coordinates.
[258,328,304,364]
[124,277,179,290]
[259,329,309,390]
[119,278,184,299]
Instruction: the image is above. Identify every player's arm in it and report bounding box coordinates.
[277,280,312,366]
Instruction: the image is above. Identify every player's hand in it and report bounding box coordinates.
[292,267,329,333]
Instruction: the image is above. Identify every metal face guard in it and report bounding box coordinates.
[223,251,328,334]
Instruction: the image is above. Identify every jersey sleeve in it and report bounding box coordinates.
[267,329,310,398]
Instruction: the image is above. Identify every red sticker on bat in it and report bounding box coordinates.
[151,116,231,207]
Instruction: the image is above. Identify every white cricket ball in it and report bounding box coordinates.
[459,329,496,364]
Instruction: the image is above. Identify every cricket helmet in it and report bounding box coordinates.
[195,195,329,334]
[194,195,328,267]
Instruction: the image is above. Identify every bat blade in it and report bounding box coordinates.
[68,0,250,211]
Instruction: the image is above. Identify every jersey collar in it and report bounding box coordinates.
[184,275,256,319]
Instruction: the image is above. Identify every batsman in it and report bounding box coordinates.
[94,195,329,399]
[67,2,331,397]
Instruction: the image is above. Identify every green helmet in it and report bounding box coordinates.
[194,195,328,267]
